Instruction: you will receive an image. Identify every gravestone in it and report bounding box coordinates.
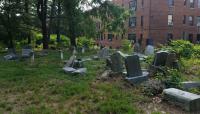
[22,46,34,58]
[125,55,149,84]
[4,48,18,60]
[163,88,200,111]
[144,45,155,56]
[98,48,109,59]
[110,52,124,73]
[181,81,200,90]
[153,51,169,66]
[65,55,76,67]
[134,42,141,53]
[165,53,179,69]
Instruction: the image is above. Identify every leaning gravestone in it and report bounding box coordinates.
[125,55,149,84]
[163,88,200,112]
[65,55,76,67]
[110,52,124,73]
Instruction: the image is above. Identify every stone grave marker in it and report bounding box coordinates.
[181,81,200,90]
[163,88,200,112]
[125,55,149,84]
[22,47,34,58]
[98,47,109,59]
[165,53,179,69]
[153,51,169,66]
[134,42,141,53]
[65,55,76,67]
[144,45,155,56]
[110,52,124,73]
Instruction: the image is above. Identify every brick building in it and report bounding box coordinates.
[96,0,200,48]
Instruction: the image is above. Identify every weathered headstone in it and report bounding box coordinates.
[181,81,200,90]
[165,53,179,69]
[125,55,149,84]
[4,53,18,60]
[110,52,124,73]
[163,88,200,111]
[98,48,110,59]
[153,51,169,66]
[65,55,76,67]
[22,48,33,58]
[144,45,155,56]
[134,42,141,53]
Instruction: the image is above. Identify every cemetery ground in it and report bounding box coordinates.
[0,50,200,114]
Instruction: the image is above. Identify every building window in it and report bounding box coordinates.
[197,16,200,26]
[190,0,194,8]
[184,0,187,5]
[168,0,174,7]
[129,17,136,27]
[183,15,186,24]
[141,16,144,27]
[129,0,137,11]
[128,34,136,42]
[189,16,194,26]
[141,0,144,7]
[197,34,200,43]
[139,34,143,45]
[108,34,113,42]
[168,15,173,26]
[198,0,200,8]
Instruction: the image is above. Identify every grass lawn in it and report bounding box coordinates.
[0,50,200,114]
[0,50,147,114]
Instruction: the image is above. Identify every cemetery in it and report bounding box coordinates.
[0,39,200,114]
[0,0,200,114]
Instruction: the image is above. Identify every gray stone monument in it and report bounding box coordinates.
[134,42,141,53]
[181,81,200,90]
[163,88,200,112]
[22,48,33,58]
[125,55,149,84]
[144,45,155,56]
[110,52,124,73]
[98,47,110,59]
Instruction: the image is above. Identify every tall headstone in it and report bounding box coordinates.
[125,55,149,84]
[110,52,124,73]
[98,47,109,59]
[144,45,155,56]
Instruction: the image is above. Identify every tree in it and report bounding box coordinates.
[37,0,49,49]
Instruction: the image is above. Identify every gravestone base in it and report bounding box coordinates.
[181,81,200,90]
[163,88,200,112]
[125,71,149,84]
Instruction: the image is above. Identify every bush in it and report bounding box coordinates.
[169,40,194,58]
[76,36,95,49]
[193,45,200,58]
[121,39,132,52]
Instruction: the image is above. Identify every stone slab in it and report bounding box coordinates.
[163,88,200,111]
[181,81,200,90]
[125,71,149,84]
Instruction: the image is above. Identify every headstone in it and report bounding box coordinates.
[73,59,84,69]
[98,48,109,59]
[181,81,200,90]
[65,55,76,67]
[4,53,18,60]
[110,52,124,73]
[22,48,33,58]
[163,88,200,111]
[144,45,155,56]
[153,51,169,66]
[134,42,141,53]
[60,50,64,60]
[165,53,179,69]
[63,67,76,73]
[125,55,149,84]
[72,68,87,75]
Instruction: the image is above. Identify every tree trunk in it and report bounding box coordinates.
[56,0,61,42]
[48,0,56,42]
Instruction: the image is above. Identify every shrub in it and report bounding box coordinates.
[193,45,200,58]
[76,36,95,49]
[121,39,132,52]
[169,40,194,58]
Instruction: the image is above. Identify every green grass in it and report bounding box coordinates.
[0,50,145,114]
